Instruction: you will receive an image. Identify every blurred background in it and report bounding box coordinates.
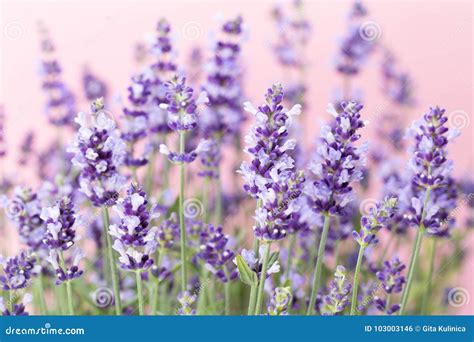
[0,0,472,314]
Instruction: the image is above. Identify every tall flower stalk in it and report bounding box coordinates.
[399,107,458,314]
[350,196,398,315]
[306,101,367,315]
[159,76,209,292]
[68,98,126,314]
[238,84,304,315]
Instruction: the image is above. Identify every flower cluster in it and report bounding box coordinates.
[157,213,180,249]
[37,23,76,126]
[177,291,197,315]
[83,67,108,102]
[352,196,398,247]
[40,196,76,250]
[68,98,127,207]
[109,183,158,271]
[0,293,32,316]
[322,265,352,315]
[197,224,236,282]
[159,76,210,163]
[380,51,414,106]
[239,84,305,241]
[374,257,406,315]
[236,247,280,279]
[307,101,367,216]
[0,252,40,291]
[267,287,292,315]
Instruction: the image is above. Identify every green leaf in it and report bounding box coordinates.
[235,255,257,286]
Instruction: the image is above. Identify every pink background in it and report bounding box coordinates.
[1,0,473,314]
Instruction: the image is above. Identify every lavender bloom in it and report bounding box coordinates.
[159,76,210,163]
[40,196,76,250]
[380,51,414,106]
[37,24,77,126]
[47,248,84,285]
[198,138,221,180]
[7,187,45,251]
[374,257,406,315]
[18,131,34,166]
[109,183,158,271]
[197,224,236,282]
[352,196,398,247]
[405,107,459,236]
[157,213,179,249]
[0,293,32,316]
[0,252,40,290]
[234,247,281,280]
[177,291,196,315]
[322,265,352,315]
[306,102,367,216]
[200,16,245,138]
[83,67,108,102]
[239,84,305,241]
[68,98,127,207]
[267,287,292,315]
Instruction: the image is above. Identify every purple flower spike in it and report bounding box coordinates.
[268,287,292,315]
[352,196,398,247]
[0,252,40,291]
[239,84,305,241]
[83,67,108,102]
[41,196,76,251]
[177,291,196,315]
[374,257,406,315]
[109,183,159,271]
[322,265,352,315]
[307,101,368,216]
[68,98,127,207]
[157,213,180,249]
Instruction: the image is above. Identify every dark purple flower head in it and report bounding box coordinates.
[68,98,127,207]
[376,257,406,294]
[198,224,235,282]
[40,196,76,251]
[109,183,158,271]
[0,252,40,291]
[47,248,84,285]
[352,196,398,247]
[307,101,367,216]
[322,265,352,315]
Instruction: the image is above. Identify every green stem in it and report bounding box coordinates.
[421,238,437,314]
[136,270,144,315]
[399,188,431,315]
[196,269,208,314]
[35,273,47,315]
[59,251,74,315]
[215,175,223,224]
[307,213,331,315]
[350,245,366,315]
[151,250,163,314]
[284,234,297,281]
[9,290,14,313]
[254,242,272,315]
[224,268,231,315]
[178,131,188,292]
[203,178,210,224]
[102,207,122,315]
[145,151,156,197]
[247,284,257,315]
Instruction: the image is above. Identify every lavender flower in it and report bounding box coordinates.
[40,196,76,250]
[380,51,414,106]
[353,196,398,247]
[197,224,236,282]
[0,293,32,316]
[47,248,84,285]
[322,265,352,315]
[239,84,304,241]
[267,287,292,315]
[68,98,127,207]
[0,252,40,290]
[109,183,158,271]
[235,247,281,279]
[307,101,368,216]
[18,131,34,166]
[177,291,196,315]
[198,139,221,179]
[375,257,406,315]
[159,76,210,164]
[37,23,77,126]
[83,67,108,102]
[157,213,179,249]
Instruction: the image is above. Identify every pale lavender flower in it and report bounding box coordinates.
[177,291,196,315]
[83,66,108,102]
[322,265,352,315]
[374,257,406,315]
[267,287,292,315]
[0,252,40,291]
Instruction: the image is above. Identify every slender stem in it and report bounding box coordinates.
[59,251,74,315]
[36,273,47,315]
[350,245,366,315]
[254,242,272,315]
[399,188,432,315]
[196,269,208,314]
[145,150,156,197]
[178,131,188,292]
[203,178,209,224]
[136,271,144,315]
[9,290,14,312]
[151,249,163,314]
[247,284,257,315]
[307,213,331,315]
[223,268,231,315]
[284,234,297,281]
[386,294,392,314]
[215,175,223,224]
[102,207,122,315]
[421,238,437,314]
